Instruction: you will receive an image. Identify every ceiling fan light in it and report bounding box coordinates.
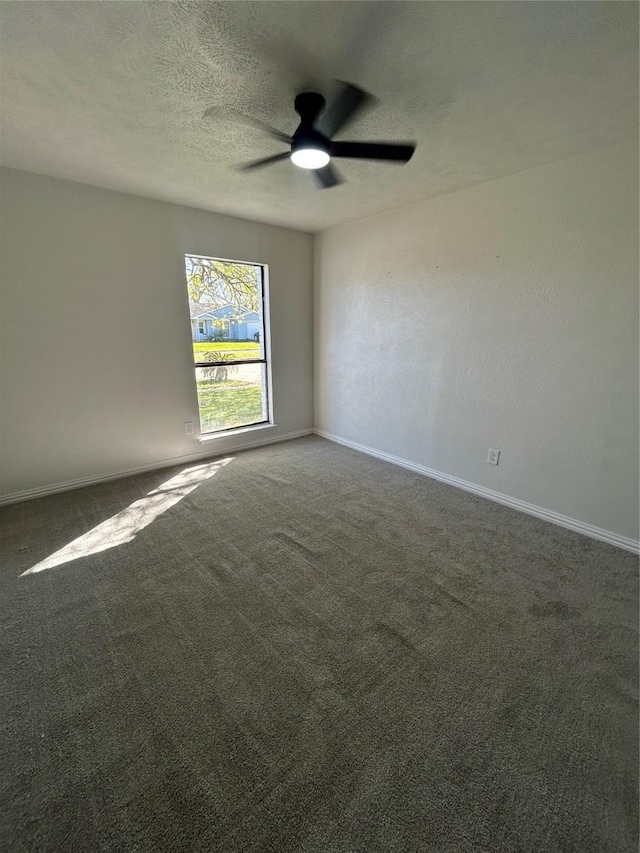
[291,147,330,170]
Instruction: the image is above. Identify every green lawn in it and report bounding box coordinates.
[193,341,260,362]
[196,377,265,433]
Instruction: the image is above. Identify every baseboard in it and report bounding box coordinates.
[314,429,639,555]
[0,428,313,507]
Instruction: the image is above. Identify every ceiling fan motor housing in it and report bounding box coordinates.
[292,93,329,158]
[294,92,326,125]
[292,126,329,155]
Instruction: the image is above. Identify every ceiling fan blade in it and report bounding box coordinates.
[237,152,290,172]
[316,81,374,138]
[203,107,291,144]
[312,164,344,190]
[330,141,415,163]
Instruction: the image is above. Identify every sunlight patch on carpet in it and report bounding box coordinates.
[22,458,233,575]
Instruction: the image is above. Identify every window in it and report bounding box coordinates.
[185,255,271,435]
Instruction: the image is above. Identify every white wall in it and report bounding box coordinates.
[315,141,639,543]
[0,168,313,498]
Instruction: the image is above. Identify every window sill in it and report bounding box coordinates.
[198,423,277,443]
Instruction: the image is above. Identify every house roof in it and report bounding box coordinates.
[189,301,209,319]
[189,301,254,320]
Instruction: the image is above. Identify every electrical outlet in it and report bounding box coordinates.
[487,448,500,466]
[184,421,194,436]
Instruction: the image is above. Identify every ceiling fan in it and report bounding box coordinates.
[206,82,416,189]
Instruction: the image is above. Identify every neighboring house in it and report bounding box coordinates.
[230,311,260,341]
[189,301,260,342]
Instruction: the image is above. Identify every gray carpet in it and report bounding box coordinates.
[1,436,637,852]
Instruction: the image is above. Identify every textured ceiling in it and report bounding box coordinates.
[0,1,637,232]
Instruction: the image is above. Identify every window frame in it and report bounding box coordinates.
[186,254,273,437]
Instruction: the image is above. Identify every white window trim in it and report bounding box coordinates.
[198,422,277,443]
